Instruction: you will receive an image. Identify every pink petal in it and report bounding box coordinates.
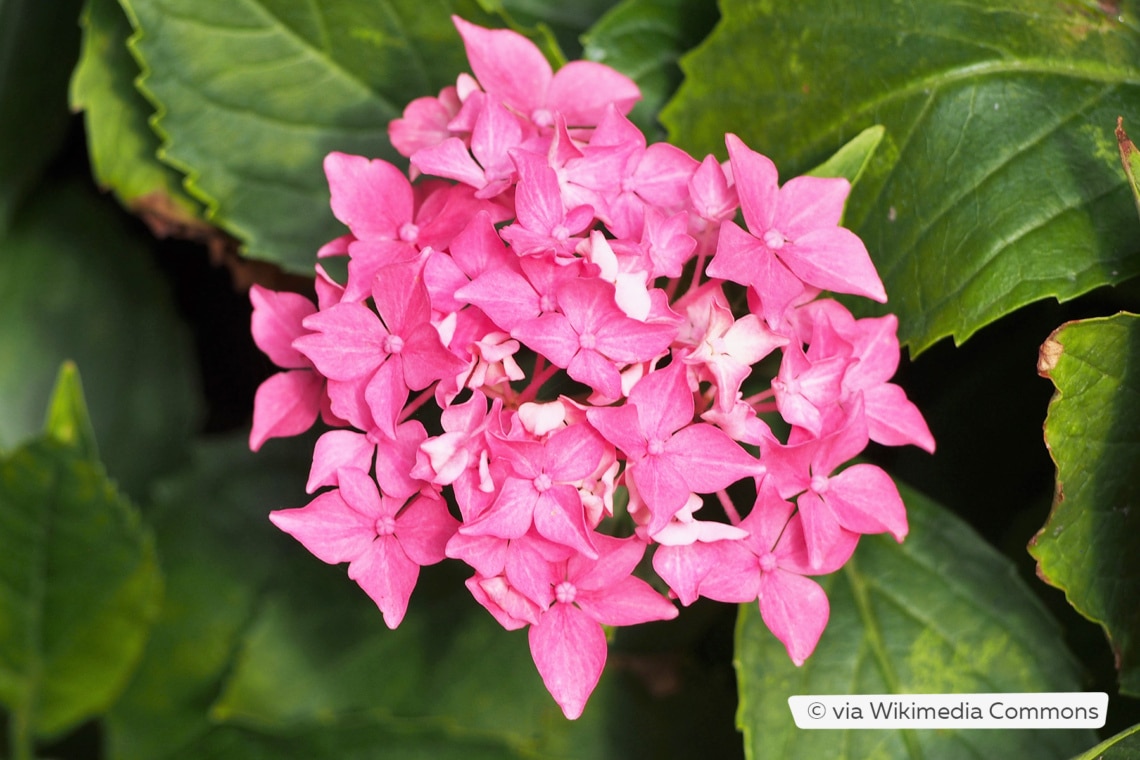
[725,134,778,236]
[825,464,908,541]
[364,358,409,439]
[781,227,887,303]
[628,361,694,441]
[666,424,761,493]
[296,303,388,381]
[528,603,607,719]
[574,573,678,627]
[547,60,640,125]
[249,285,315,368]
[533,488,598,558]
[758,570,830,666]
[371,260,431,337]
[306,429,374,493]
[456,267,539,333]
[395,493,460,565]
[249,370,322,451]
[324,152,412,239]
[467,574,540,630]
[585,404,647,460]
[545,422,606,483]
[864,383,936,453]
[269,490,373,565]
[462,476,538,540]
[411,137,488,189]
[349,536,419,629]
[453,16,551,119]
[776,175,850,236]
[631,456,692,535]
[653,543,717,606]
[794,490,847,571]
[374,421,430,498]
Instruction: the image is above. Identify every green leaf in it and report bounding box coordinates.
[662,0,1140,354]
[0,181,202,498]
[210,580,614,757]
[581,0,719,139]
[1072,722,1140,759]
[1117,117,1140,220]
[70,0,208,237]
[495,0,624,60]
[0,0,84,230]
[1031,313,1140,695]
[119,0,498,273]
[104,435,314,760]
[163,717,526,760]
[42,362,99,463]
[806,125,885,186]
[0,435,162,741]
[736,482,1095,759]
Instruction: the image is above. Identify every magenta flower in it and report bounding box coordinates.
[513,277,678,400]
[696,480,858,664]
[294,259,466,437]
[587,362,762,535]
[707,134,887,322]
[248,285,326,450]
[762,397,908,569]
[460,420,607,557]
[269,467,459,628]
[452,16,640,128]
[528,534,677,718]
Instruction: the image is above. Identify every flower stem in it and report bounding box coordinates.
[716,489,742,526]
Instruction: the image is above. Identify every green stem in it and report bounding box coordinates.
[10,702,35,760]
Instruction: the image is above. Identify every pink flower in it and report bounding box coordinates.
[248,285,329,451]
[452,16,640,129]
[695,480,858,664]
[762,397,907,569]
[587,362,762,535]
[513,277,678,400]
[460,420,607,557]
[707,134,887,323]
[527,534,677,718]
[294,259,466,437]
[269,467,459,628]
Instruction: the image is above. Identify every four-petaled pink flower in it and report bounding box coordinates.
[269,467,459,628]
[587,362,762,535]
[528,534,678,718]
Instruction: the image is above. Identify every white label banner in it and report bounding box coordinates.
[788,693,1107,729]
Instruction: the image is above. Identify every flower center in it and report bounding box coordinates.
[759,552,778,573]
[534,473,553,493]
[374,515,397,536]
[773,376,799,396]
[647,437,666,456]
[810,474,829,494]
[555,580,577,604]
[532,108,555,128]
[539,294,557,312]
[579,332,597,350]
[384,334,405,354]
[763,229,787,250]
[398,222,419,243]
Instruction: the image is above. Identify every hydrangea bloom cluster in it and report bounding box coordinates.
[250,17,934,720]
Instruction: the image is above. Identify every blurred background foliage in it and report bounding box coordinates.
[2,0,1140,757]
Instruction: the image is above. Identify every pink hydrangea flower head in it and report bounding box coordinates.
[451,16,640,129]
